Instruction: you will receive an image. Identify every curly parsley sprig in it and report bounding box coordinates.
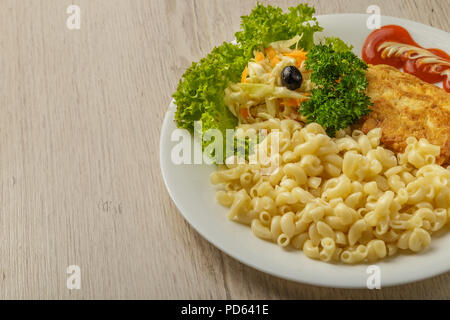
[300,44,373,136]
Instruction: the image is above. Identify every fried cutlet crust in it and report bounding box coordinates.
[361,64,450,165]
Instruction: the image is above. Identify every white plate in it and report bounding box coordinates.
[160,14,450,288]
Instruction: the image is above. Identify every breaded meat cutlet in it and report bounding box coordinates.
[361,64,450,165]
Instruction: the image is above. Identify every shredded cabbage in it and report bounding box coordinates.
[237,83,308,100]
[269,34,303,52]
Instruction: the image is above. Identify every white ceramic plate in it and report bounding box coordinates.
[160,14,450,288]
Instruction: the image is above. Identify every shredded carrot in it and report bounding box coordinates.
[240,108,249,118]
[279,97,308,107]
[284,50,307,59]
[265,47,281,67]
[255,52,265,62]
[241,67,248,83]
[271,57,281,67]
[284,50,308,68]
[280,98,299,107]
[265,47,276,59]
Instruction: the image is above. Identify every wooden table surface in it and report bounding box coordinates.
[1,0,449,299]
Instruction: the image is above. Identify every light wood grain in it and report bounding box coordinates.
[0,0,449,299]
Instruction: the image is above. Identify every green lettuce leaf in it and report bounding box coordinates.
[173,43,246,134]
[235,3,322,57]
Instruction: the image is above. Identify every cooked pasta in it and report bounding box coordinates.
[211,119,450,264]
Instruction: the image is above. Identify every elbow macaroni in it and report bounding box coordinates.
[211,119,449,264]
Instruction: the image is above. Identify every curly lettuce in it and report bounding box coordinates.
[236,3,322,57]
[173,43,246,141]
